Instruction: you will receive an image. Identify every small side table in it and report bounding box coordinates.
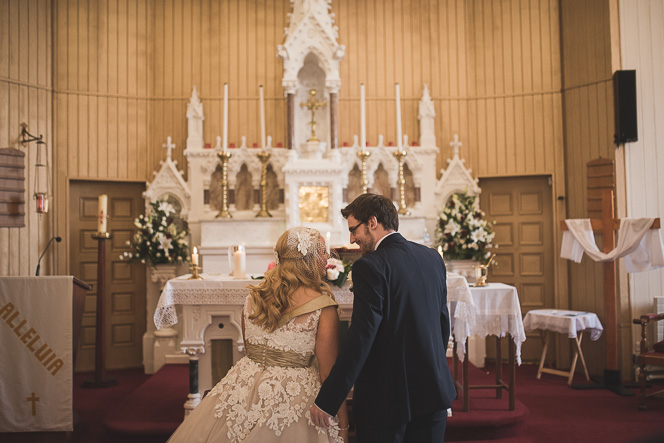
[523,309,603,385]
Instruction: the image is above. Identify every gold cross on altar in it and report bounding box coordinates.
[300,89,326,142]
[26,392,40,416]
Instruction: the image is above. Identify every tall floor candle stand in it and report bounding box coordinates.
[82,232,118,388]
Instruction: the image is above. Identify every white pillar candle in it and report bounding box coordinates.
[259,85,266,149]
[326,231,331,254]
[395,83,402,148]
[97,194,108,233]
[360,83,366,149]
[234,246,246,278]
[223,83,229,150]
[192,246,199,266]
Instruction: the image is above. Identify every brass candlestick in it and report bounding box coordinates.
[300,89,326,142]
[357,149,371,194]
[188,264,204,280]
[393,149,411,215]
[216,151,233,219]
[256,151,272,218]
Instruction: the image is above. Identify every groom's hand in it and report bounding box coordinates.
[310,403,335,428]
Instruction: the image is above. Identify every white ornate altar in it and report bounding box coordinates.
[141,0,486,373]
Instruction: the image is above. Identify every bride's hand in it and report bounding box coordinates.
[339,427,349,443]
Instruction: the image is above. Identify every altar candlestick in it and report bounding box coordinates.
[326,231,331,255]
[192,246,199,266]
[97,194,108,233]
[259,85,266,149]
[360,84,366,149]
[223,83,229,150]
[396,83,403,148]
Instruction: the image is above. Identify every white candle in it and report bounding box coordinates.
[97,194,108,233]
[223,83,229,150]
[234,247,246,278]
[192,246,199,266]
[326,231,331,254]
[216,135,222,151]
[360,83,366,149]
[437,245,444,259]
[396,83,402,148]
[259,85,266,149]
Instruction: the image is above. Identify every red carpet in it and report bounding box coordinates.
[65,362,664,442]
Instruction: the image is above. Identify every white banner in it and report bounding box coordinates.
[0,277,73,432]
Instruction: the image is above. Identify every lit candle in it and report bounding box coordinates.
[360,83,366,149]
[97,194,108,233]
[223,83,229,150]
[259,85,266,149]
[395,83,402,148]
[326,231,331,254]
[234,246,246,278]
[192,246,199,266]
[437,245,444,259]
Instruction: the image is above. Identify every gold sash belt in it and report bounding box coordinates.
[246,342,314,369]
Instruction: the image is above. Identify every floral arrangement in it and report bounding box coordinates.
[120,200,190,265]
[436,191,495,263]
[326,258,352,288]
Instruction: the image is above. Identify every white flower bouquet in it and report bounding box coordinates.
[436,191,495,263]
[326,258,351,288]
[120,200,190,265]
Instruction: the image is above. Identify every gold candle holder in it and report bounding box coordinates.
[392,149,411,216]
[357,149,371,194]
[255,151,272,218]
[188,264,204,280]
[216,151,233,219]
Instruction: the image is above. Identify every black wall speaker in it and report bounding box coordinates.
[613,70,638,144]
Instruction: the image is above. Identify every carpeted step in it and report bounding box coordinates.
[102,364,188,443]
[446,362,529,441]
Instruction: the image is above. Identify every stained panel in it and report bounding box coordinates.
[520,222,543,246]
[111,324,134,346]
[489,193,513,216]
[112,292,133,313]
[521,253,544,276]
[519,191,543,214]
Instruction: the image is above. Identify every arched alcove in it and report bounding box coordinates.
[371,163,391,199]
[234,164,254,211]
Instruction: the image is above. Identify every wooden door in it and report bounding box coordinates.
[70,181,146,371]
[479,176,555,363]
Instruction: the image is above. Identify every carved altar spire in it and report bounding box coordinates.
[418,84,436,147]
[186,86,204,150]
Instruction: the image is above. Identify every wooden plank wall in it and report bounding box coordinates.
[0,0,53,276]
[560,0,618,376]
[620,0,664,356]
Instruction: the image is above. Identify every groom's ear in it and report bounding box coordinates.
[368,216,378,230]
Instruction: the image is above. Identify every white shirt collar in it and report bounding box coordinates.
[374,231,397,250]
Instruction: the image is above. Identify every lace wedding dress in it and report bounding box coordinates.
[168,295,344,443]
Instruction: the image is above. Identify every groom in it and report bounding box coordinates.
[311,193,456,442]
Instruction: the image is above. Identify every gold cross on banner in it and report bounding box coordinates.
[26,392,40,416]
[300,89,326,142]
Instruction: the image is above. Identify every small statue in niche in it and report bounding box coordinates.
[266,165,280,210]
[371,163,391,199]
[346,164,363,202]
[234,164,253,211]
[209,165,223,211]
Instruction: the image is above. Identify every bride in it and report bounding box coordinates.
[168,227,349,442]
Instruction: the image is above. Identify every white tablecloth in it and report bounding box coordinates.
[154,274,353,330]
[446,273,476,360]
[523,309,603,341]
[465,283,526,365]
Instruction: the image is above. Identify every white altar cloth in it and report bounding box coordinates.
[154,274,353,330]
[0,277,73,432]
[466,283,526,365]
[446,273,476,360]
[523,309,603,341]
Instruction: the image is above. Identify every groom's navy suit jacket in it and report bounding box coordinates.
[315,233,456,426]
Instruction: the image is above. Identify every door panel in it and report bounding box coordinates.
[480,176,554,363]
[70,181,146,371]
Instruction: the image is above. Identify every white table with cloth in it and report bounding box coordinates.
[451,282,526,412]
[523,309,603,385]
[154,273,477,415]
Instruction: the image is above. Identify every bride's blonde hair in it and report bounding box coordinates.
[248,227,334,332]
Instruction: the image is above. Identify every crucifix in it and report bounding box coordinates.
[300,89,326,142]
[562,158,660,395]
[450,133,462,156]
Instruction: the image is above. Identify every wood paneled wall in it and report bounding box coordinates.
[620,0,664,354]
[0,0,53,276]
[560,0,619,376]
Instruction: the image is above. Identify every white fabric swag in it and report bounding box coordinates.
[560,218,664,273]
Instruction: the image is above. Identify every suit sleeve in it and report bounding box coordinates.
[314,258,385,416]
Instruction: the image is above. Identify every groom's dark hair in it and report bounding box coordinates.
[341,193,399,231]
